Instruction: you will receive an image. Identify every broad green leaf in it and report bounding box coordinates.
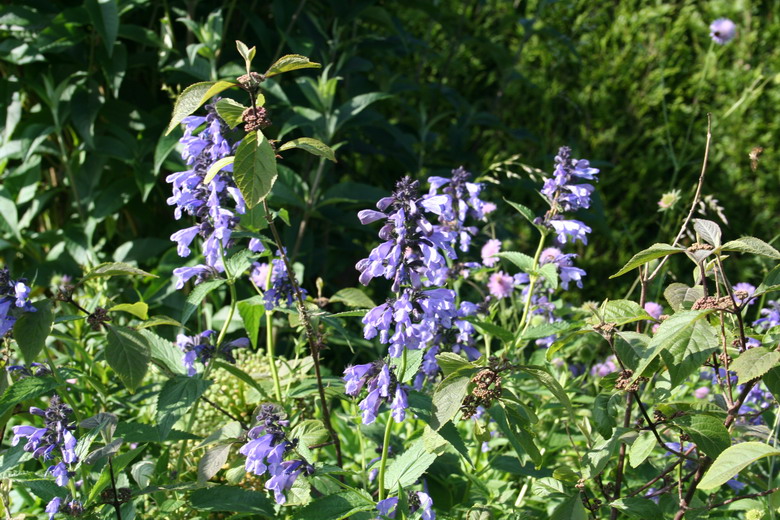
[699,442,780,490]
[664,283,704,312]
[589,299,653,327]
[519,321,573,341]
[692,219,721,248]
[291,490,374,520]
[384,437,438,489]
[278,137,336,162]
[391,348,424,384]
[539,263,559,289]
[156,376,211,440]
[13,300,53,363]
[610,243,684,278]
[85,0,119,55]
[583,428,629,479]
[763,367,780,401]
[467,319,514,343]
[517,366,575,422]
[137,315,182,329]
[182,278,226,324]
[265,54,321,77]
[329,288,375,308]
[203,156,235,184]
[0,377,58,418]
[334,92,392,130]
[633,310,714,382]
[190,486,274,514]
[197,443,231,484]
[671,414,730,459]
[551,495,587,520]
[431,372,471,429]
[104,325,150,390]
[108,302,148,320]
[614,332,653,373]
[495,251,534,273]
[80,262,155,284]
[730,347,780,383]
[504,199,539,228]
[235,40,255,65]
[139,329,185,376]
[165,80,236,135]
[658,313,719,386]
[628,430,655,468]
[721,236,780,260]
[757,264,780,295]
[592,392,618,439]
[215,98,253,129]
[609,497,662,518]
[233,130,278,209]
[237,296,265,350]
[436,352,477,377]
[437,421,474,467]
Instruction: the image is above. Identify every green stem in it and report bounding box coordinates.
[43,346,81,423]
[377,349,407,500]
[514,232,547,346]
[266,310,283,402]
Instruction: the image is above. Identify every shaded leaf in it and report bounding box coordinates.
[611,243,684,278]
[104,325,150,390]
[156,376,211,441]
[721,237,780,260]
[165,80,236,135]
[13,300,53,363]
[279,137,336,162]
[81,262,155,284]
[234,130,278,209]
[291,490,374,520]
[265,54,321,78]
[190,486,274,514]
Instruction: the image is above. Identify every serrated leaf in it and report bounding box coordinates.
[182,278,226,324]
[495,251,534,273]
[215,98,257,129]
[431,373,471,429]
[136,315,183,329]
[611,243,684,278]
[466,318,514,343]
[265,54,321,78]
[198,443,231,484]
[391,348,424,384]
[436,352,476,377]
[671,414,730,459]
[539,262,559,289]
[504,199,538,227]
[329,288,375,308]
[628,430,655,468]
[384,437,438,489]
[658,313,719,386]
[551,495,587,520]
[80,412,118,440]
[84,438,123,464]
[139,329,185,376]
[492,403,542,465]
[291,490,374,520]
[13,300,53,363]
[693,219,721,248]
[731,347,780,383]
[589,299,653,326]
[156,376,211,441]
[614,332,653,372]
[517,366,575,422]
[437,421,474,467]
[237,296,264,351]
[80,262,155,284]
[190,486,275,514]
[234,130,278,209]
[721,236,780,260]
[165,80,236,135]
[664,283,704,312]
[278,137,336,162]
[204,156,235,184]
[592,392,617,439]
[0,376,59,418]
[699,442,780,490]
[757,264,780,295]
[108,302,149,320]
[104,325,150,390]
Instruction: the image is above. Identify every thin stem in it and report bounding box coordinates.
[108,457,123,520]
[610,393,634,519]
[708,486,780,509]
[515,231,547,345]
[202,396,248,429]
[378,348,407,501]
[266,310,283,402]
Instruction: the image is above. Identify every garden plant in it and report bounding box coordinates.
[1,2,780,520]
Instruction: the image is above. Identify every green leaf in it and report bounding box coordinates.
[234,130,278,209]
[551,495,587,520]
[329,288,375,308]
[384,437,438,489]
[13,300,53,363]
[182,278,226,324]
[610,243,684,278]
[583,429,629,479]
[504,199,538,228]
[730,347,780,383]
[391,349,424,384]
[198,444,232,484]
[539,263,559,290]
[334,92,392,130]
[495,251,534,273]
[721,237,780,260]
[215,98,254,129]
[757,264,780,295]
[592,392,617,439]
[156,376,211,441]
[237,296,265,351]
[658,312,719,386]
[291,490,374,520]
[692,219,721,248]
[467,319,514,343]
[699,442,780,490]
[437,421,474,467]
[763,367,780,401]
[671,414,730,459]
[235,40,255,66]
[436,352,476,377]
[0,377,59,418]
[519,321,573,341]
[628,430,655,468]
[609,497,662,518]
[614,332,653,373]
[517,366,575,422]
[85,0,119,55]
[265,54,322,77]
[165,80,236,135]
[633,310,715,383]
[589,299,653,327]
[203,156,235,184]
[104,325,151,391]
[108,302,149,320]
[664,283,704,312]
[278,137,336,162]
[80,262,155,284]
[139,329,185,376]
[431,373,471,429]
[190,486,275,514]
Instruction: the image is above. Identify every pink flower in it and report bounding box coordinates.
[694,387,710,399]
[481,239,501,267]
[488,272,514,299]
